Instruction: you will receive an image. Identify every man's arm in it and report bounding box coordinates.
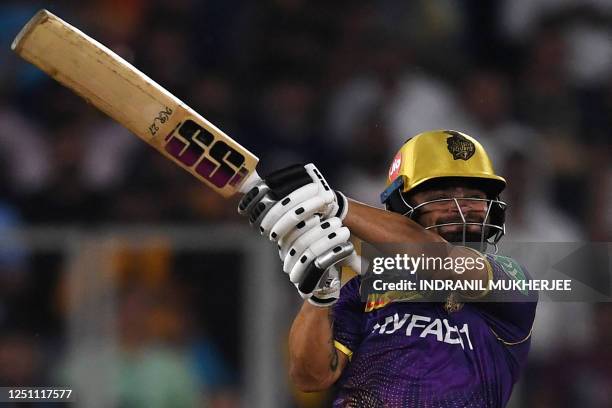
[345,200,491,297]
[344,199,445,244]
[288,302,349,392]
[239,165,491,390]
[286,199,430,389]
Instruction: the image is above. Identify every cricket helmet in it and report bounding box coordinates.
[380,130,507,247]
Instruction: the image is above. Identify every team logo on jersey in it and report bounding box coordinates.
[445,131,475,161]
[388,152,402,180]
[444,292,464,313]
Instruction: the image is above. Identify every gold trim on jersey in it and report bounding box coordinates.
[490,327,533,346]
[334,340,353,360]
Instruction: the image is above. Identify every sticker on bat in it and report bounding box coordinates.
[164,119,248,188]
[148,107,174,136]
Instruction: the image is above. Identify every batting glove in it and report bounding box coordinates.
[308,265,342,307]
[237,164,348,241]
[272,215,352,305]
[294,240,353,306]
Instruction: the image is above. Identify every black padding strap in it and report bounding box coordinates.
[238,185,263,213]
[265,164,312,199]
[298,262,326,294]
[385,189,411,214]
[334,191,345,218]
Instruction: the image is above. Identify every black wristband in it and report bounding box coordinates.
[310,295,337,305]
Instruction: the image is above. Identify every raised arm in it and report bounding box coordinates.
[344,199,445,244]
[344,199,491,297]
[238,164,491,392]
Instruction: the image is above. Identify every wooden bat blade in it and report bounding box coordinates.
[12,9,260,197]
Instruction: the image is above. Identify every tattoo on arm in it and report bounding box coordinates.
[328,308,339,372]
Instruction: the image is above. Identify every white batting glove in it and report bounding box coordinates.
[279,217,350,283]
[296,241,353,306]
[278,216,353,305]
[237,164,348,241]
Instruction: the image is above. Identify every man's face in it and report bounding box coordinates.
[409,185,489,243]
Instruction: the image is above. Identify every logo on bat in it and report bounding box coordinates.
[163,119,248,188]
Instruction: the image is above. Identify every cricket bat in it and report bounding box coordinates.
[12,9,260,197]
[12,9,362,273]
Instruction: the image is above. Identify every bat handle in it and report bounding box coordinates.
[238,170,263,194]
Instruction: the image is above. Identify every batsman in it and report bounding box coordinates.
[10,12,536,406]
[239,130,538,407]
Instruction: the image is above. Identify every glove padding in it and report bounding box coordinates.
[297,241,354,306]
[238,164,348,241]
[279,217,349,284]
[275,214,353,298]
[237,164,353,306]
[308,265,342,307]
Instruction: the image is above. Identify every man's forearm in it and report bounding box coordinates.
[344,199,445,244]
[288,302,345,391]
[344,199,489,288]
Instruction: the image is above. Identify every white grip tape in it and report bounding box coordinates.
[268,195,329,241]
[289,226,351,284]
[258,183,318,236]
[277,215,320,259]
[282,217,342,274]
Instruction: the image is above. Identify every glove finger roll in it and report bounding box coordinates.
[282,217,342,273]
[277,215,320,259]
[259,183,318,237]
[267,195,329,241]
[298,243,354,295]
[289,227,351,283]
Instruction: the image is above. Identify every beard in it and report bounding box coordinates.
[437,230,487,244]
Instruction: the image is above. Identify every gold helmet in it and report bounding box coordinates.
[380,130,507,246]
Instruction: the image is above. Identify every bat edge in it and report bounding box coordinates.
[11,9,52,54]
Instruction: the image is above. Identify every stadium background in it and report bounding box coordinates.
[0,0,610,407]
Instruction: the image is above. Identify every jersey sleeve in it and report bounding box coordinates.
[332,276,365,359]
[473,254,538,345]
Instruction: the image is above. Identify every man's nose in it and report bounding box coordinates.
[448,198,477,215]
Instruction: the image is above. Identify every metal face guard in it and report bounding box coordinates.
[399,195,507,251]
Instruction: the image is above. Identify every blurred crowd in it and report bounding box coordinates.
[0,0,611,407]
